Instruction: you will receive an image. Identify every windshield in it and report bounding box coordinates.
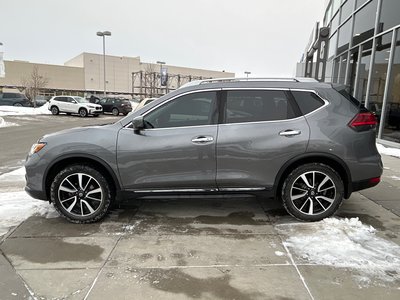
[73,96,89,103]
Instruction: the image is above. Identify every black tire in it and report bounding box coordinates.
[79,108,88,117]
[112,108,119,116]
[51,106,59,115]
[281,163,344,222]
[13,102,23,107]
[50,165,112,223]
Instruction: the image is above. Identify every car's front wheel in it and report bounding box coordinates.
[13,102,23,107]
[50,165,112,223]
[79,108,88,117]
[281,163,344,221]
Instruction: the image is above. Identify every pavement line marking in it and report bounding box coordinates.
[283,243,315,300]
[83,236,123,300]
[83,201,141,300]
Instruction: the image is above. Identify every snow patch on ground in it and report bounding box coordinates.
[0,167,57,237]
[388,175,400,181]
[377,143,400,158]
[0,103,51,116]
[0,117,18,128]
[276,218,400,286]
[0,167,25,181]
[0,191,58,237]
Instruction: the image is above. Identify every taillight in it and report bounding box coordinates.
[348,112,377,132]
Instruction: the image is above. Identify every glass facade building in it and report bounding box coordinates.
[298,0,400,146]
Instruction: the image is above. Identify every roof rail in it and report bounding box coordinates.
[197,77,318,85]
[177,77,318,89]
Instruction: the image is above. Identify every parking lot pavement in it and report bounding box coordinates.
[1,193,399,300]
[0,114,121,174]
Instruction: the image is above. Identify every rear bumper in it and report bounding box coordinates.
[351,177,381,193]
[120,107,132,114]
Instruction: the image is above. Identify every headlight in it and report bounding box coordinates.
[29,142,46,155]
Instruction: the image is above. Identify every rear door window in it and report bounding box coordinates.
[291,91,325,115]
[223,90,297,124]
[3,93,16,99]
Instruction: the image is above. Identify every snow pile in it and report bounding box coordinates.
[0,167,57,237]
[277,218,400,285]
[0,103,51,116]
[0,191,57,236]
[0,116,18,128]
[377,143,400,158]
[0,166,25,181]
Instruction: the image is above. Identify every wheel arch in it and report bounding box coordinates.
[44,154,121,201]
[273,152,352,200]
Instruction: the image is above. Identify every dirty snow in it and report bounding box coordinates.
[0,116,18,128]
[0,167,57,237]
[377,143,400,158]
[388,175,400,181]
[0,103,50,116]
[276,218,400,286]
[0,167,25,181]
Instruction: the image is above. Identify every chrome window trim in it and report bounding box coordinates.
[123,88,330,129]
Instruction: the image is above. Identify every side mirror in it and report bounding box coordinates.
[132,116,144,132]
[72,100,77,104]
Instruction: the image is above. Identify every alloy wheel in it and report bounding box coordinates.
[290,171,336,216]
[58,173,103,217]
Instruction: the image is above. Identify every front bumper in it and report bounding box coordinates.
[25,185,47,201]
[89,108,103,115]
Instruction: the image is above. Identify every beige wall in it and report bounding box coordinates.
[0,61,85,91]
[1,52,234,95]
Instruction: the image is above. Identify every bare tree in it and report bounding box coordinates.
[21,66,49,107]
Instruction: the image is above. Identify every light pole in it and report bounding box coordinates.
[244,71,251,79]
[96,31,111,97]
[157,61,166,95]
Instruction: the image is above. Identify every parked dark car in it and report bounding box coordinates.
[0,92,31,107]
[25,78,382,224]
[99,98,132,116]
[33,95,51,107]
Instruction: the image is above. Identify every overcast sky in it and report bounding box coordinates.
[0,0,325,77]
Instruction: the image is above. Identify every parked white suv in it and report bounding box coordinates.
[49,96,103,117]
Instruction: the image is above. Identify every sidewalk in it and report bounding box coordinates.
[0,154,399,300]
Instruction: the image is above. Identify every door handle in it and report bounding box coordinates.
[279,130,301,137]
[191,136,214,143]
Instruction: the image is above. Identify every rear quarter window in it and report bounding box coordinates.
[291,91,325,115]
[224,90,297,124]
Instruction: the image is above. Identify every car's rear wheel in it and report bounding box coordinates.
[112,108,119,116]
[281,163,344,221]
[51,106,59,115]
[13,103,23,107]
[50,165,112,223]
[79,108,88,117]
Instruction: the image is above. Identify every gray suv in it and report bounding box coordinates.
[25,78,383,223]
